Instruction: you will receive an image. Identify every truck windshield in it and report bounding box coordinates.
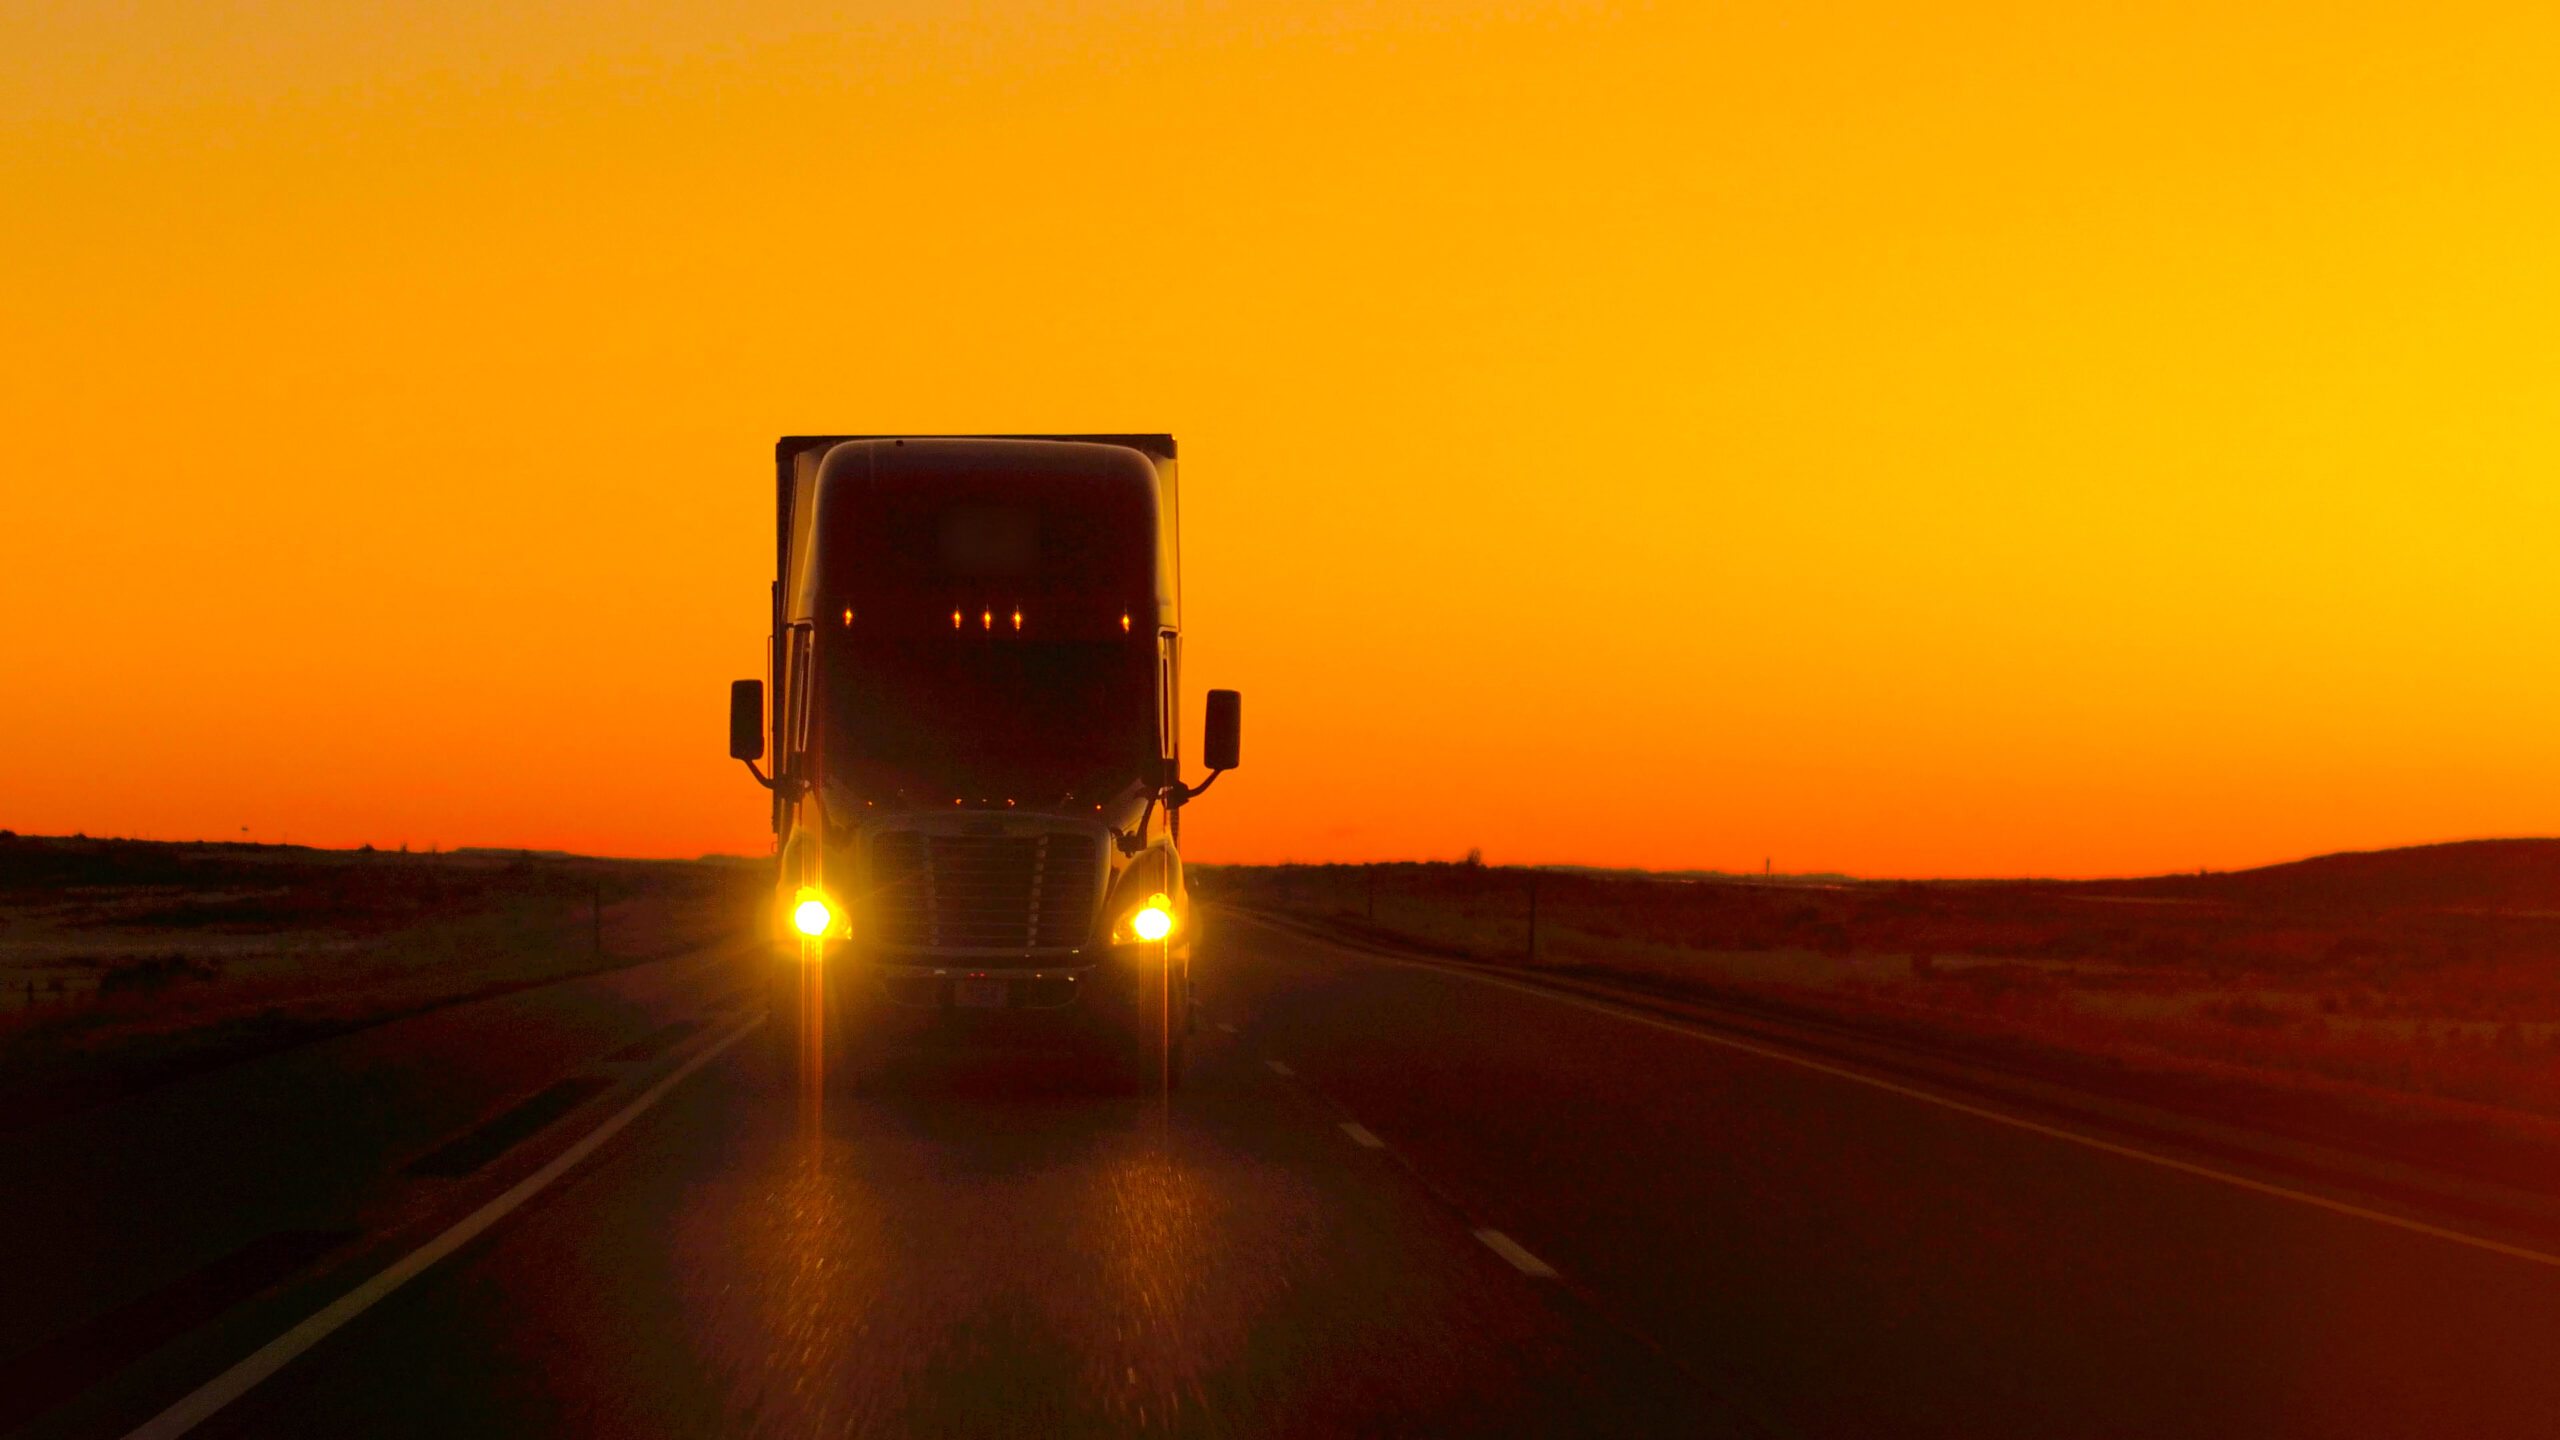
[820,635,1154,807]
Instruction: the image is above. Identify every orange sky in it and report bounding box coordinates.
[5,0,2557,877]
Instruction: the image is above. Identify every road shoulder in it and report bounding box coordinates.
[2,936,762,1440]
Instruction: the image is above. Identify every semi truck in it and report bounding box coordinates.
[727,435,1240,1087]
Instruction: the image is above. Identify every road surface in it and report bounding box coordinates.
[24,910,2560,1436]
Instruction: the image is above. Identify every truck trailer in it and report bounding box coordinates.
[728,435,1240,1088]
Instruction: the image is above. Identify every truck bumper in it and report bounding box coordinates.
[773,942,1182,1047]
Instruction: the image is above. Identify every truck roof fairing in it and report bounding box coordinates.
[778,436,1179,635]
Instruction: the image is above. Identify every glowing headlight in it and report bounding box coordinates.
[1130,895,1174,942]
[791,892,834,938]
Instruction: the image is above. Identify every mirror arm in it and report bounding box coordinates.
[1166,768,1227,807]
[742,758,776,791]
[1112,796,1155,854]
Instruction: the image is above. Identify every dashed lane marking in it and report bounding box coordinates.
[1229,909,2560,1274]
[1265,1059,1295,1077]
[122,1013,763,1440]
[1216,1022,1238,1035]
[1339,1122,1385,1149]
[1475,1229,1559,1278]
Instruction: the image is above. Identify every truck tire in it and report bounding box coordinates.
[1113,965,1188,1094]
[1110,1024,1184,1094]
[760,958,884,1092]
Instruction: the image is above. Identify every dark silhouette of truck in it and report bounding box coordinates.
[729,436,1240,1087]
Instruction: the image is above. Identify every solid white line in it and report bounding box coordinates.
[1230,910,2560,1273]
[1266,1059,1295,1077]
[123,1013,763,1440]
[1475,1229,1558,1277]
[1339,1122,1385,1149]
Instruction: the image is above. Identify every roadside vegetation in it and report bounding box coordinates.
[1198,842,2560,1175]
[0,834,763,1123]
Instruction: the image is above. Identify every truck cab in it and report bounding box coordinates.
[729,435,1238,1087]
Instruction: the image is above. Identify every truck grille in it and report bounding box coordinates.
[871,829,1102,951]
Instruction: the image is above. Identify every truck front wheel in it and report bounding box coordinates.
[761,955,883,1091]
[1112,962,1188,1094]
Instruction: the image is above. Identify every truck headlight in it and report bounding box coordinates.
[1128,894,1174,942]
[791,889,835,938]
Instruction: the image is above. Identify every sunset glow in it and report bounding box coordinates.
[5,0,2556,875]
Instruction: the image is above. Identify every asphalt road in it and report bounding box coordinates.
[56,910,2560,1437]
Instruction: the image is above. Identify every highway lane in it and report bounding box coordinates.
[150,910,2560,1437]
[1212,913,2560,1437]
[184,958,1716,1435]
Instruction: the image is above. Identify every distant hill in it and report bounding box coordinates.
[2075,839,2560,913]
[1542,864,1861,887]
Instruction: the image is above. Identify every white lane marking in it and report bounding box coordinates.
[1229,910,2560,1273]
[1475,1228,1559,1277]
[1339,1121,1385,1149]
[124,1014,763,1440]
[1217,1022,1238,1035]
[1265,1059,1295,1077]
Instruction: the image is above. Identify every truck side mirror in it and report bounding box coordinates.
[1202,689,1241,772]
[729,679,766,761]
